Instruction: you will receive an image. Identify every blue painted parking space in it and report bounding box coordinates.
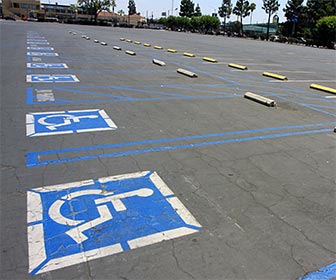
[27,171,201,275]
[299,262,336,280]
[27,52,58,57]
[26,74,79,83]
[27,63,68,69]
[27,41,50,45]
[27,46,54,51]
[25,85,237,104]
[26,109,117,137]
[26,122,335,166]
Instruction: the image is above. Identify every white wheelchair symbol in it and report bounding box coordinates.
[38,114,99,130]
[34,76,68,82]
[48,188,154,243]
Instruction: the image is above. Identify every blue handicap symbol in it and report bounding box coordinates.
[26,109,116,136]
[28,74,79,82]
[27,47,54,51]
[27,41,49,45]
[28,63,68,69]
[27,171,201,274]
[27,52,58,56]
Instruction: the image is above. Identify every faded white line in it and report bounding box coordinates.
[270,79,336,83]
[231,70,315,73]
[128,227,198,249]
[37,243,123,274]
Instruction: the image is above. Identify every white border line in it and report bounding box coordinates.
[26,109,116,137]
[27,63,68,69]
[37,243,123,274]
[27,191,42,223]
[26,75,80,83]
[128,227,198,249]
[27,171,201,275]
[27,47,54,51]
[27,52,58,56]
[27,224,46,274]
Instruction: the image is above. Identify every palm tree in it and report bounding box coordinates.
[262,0,280,40]
[249,3,256,24]
[111,0,116,13]
[233,0,251,35]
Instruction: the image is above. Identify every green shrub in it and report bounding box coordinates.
[315,16,336,48]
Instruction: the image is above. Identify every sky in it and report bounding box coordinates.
[47,0,296,23]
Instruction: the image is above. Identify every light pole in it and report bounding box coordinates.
[171,0,174,16]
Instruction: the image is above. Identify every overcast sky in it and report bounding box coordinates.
[47,0,296,23]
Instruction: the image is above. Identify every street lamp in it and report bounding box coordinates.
[171,0,174,16]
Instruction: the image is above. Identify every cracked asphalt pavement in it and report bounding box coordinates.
[1,21,335,280]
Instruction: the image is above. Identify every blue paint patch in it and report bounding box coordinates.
[26,74,79,83]
[26,123,335,166]
[27,52,57,57]
[299,262,336,280]
[27,41,49,45]
[27,171,201,275]
[27,47,54,51]
[26,109,117,137]
[27,63,68,69]
[25,85,238,105]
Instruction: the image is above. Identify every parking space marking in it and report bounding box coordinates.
[270,79,336,83]
[26,109,117,137]
[26,122,335,166]
[26,75,79,83]
[35,89,55,102]
[27,63,68,69]
[27,171,201,275]
[27,42,50,45]
[27,52,58,57]
[299,262,336,280]
[27,47,54,51]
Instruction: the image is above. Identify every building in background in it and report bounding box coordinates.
[2,0,40,19]
[2,0,146,26]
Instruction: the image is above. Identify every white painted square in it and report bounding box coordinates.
[26,109,117,137]
[27,63,68,69]
[26,74,79,83]
[27,52,58,57]
[27,171,201,275]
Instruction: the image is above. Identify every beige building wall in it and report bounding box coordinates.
[2,0,40,18]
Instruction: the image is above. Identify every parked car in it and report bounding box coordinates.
[296,37,307,44]
[270,35,280,42]
[3,16,16,21]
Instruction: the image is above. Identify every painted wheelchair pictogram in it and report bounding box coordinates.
[27,171,201,275]
[26,109,117,136]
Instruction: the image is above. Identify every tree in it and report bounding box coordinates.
[315,16,336,48]
[128,0,136,15]
[194,3,202,16]
[218,0,232,30]
[262,0,280,40]
[190,16,201,31]
[233,0,251,34]
[180,0,195,18]
[176,16,191,30]
[283,0,304,36]
[249,2,256,24]
[199,15,220,33]
[306,0,336,24]
[111,0,116,13]
[117,9,125,15]
[77,0,114,22]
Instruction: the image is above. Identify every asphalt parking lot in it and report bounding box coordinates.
[1,21,335,280]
